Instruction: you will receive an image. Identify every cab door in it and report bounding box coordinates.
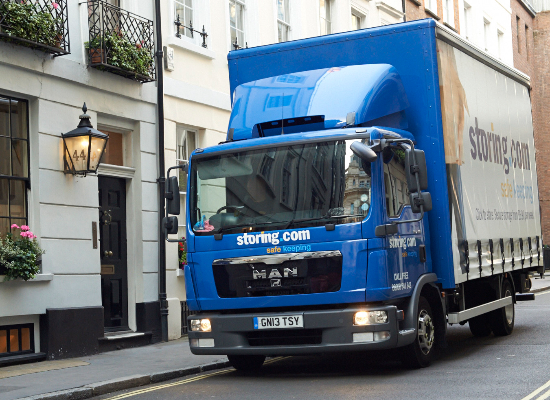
[383,148,426,296]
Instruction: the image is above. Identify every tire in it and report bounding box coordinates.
[227,355,266,371]
[469,315,492,337]
[490,279,514,336]
[400,296,437,368]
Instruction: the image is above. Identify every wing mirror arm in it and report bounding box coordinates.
[162,163,188,243]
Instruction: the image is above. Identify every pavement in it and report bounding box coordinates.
[1,271,549,400]
[0,337,229,400]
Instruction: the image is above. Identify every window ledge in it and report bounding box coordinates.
[424,8,440,20]
[177,269,185,277]
[97,164,136,179]
[166,36,216,60]
[444,22,457,33]
[375,1,405,19]
[0,273,53,283]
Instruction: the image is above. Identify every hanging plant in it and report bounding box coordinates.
[178,238,187,269]
[0,224,45,281]
[85,32,154,78]
[0,1,63,48]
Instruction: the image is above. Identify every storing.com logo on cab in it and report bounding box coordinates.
[236,230,311,246]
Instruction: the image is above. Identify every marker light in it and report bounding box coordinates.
[190,318,212,332]
[354,310,388,325]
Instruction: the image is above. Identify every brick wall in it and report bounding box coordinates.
[405,0,460,33]
[511,0,535,77]
[533,11,550,240]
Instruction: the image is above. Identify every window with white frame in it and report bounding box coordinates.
[463,3,470,40]
[320,0,331,35]
[443,0,454,27]
[175,0,193,39]
[484,18,490,52]
[176,127,197,234]
[425,0,437,15]
[277,0,290,42]
[497,29,504,59]
[229,0,245,48]
[351,9,365,30]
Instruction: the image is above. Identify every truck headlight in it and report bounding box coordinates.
[354,311,388,325]
[190,318,211,332]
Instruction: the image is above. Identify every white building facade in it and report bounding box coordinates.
[0,0,161,363]
[457,0,514,65]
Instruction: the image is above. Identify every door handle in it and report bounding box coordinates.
[101,210,112,226]
[104,250,113,257]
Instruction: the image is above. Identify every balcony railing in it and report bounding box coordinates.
[87,0,155,83]
[0,0,70,56]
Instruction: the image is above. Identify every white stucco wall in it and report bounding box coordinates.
[0,0,159,337]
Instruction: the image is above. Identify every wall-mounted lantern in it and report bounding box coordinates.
[62,103,109,176]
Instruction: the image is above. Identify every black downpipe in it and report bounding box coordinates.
[402,0,407,22]
[154,0,168,342]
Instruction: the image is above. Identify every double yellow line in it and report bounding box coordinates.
[103,357,290,400]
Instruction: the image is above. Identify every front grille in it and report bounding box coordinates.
[212,251,342,298]
[246,329,323,346]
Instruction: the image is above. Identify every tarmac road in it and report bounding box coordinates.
[98,290,550,400]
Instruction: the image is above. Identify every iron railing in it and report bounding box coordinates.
[181,301,197,336]
[0,0,70,56]
[87,0,155,83]
[174,14,208,48]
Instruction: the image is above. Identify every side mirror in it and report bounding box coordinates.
[410,192,433,213]
[162,216,178,235]
[405,149,428,193]
[166,176,180,215]
[351,141,378,163]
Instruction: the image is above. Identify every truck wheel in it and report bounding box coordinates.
[468,316,492,337]
[400,296,436,368]
[490,279,514,336]
[227,355,266,371]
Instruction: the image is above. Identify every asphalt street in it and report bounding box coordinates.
[98,290,550,400]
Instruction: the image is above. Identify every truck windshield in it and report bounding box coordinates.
[189,138,372,235]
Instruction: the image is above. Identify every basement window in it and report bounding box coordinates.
[0,324,34,357]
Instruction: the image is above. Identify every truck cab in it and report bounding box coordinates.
[181,64,439,368]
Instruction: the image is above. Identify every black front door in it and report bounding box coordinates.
[99,177,128,331]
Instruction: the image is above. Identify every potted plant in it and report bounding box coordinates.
[0,224,44,282]
[0,1,63,48]
[178,238,187,269]
[85,32,153,77]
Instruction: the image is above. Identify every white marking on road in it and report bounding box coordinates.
[521,378,550,400]
[102,357,290,399]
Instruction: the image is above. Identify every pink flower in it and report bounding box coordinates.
[136,43,142,49]
[52,2,59,9]
[20,225,29,231]
[20,232,28,238]
[11,224,19,229]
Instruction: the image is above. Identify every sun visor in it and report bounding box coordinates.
[227,64,410,141]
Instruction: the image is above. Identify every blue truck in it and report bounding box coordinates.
[164,19,543,369]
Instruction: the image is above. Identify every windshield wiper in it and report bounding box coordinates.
[214,220,284,235]
[283,214,364,230]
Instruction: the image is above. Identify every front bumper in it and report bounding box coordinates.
[188,306,403,355]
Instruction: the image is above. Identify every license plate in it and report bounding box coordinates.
[253,315,304,330]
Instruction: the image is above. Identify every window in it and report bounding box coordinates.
[425,0,437,14]
[175,0,193,39]
[277,0,290,42]
[100,130,124,166]
[383,148,410,217]
[176,127,197,235]
[484,19,490,52]
[229,0,245,48]
[260,150,276,182]
[516,16,521,54]
[497,29,504,60]
[0,324,34,357]
[320,0,331,35]
[351,13,361,30]
[0,96,29,237]
[463,3,470,40]
[525,25,529,59]
[443,0,454,27]
[281,154,295,206]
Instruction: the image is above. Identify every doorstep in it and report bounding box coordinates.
[0,352,46,368]
[98,331,153,353]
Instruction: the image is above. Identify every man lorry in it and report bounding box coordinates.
[163,19,543,369]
